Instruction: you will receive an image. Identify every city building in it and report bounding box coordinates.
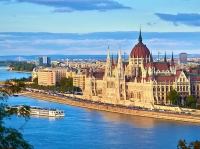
[83,30,195,108]
[35,56,51,67]
[37,69,56,86]
[73,73,86,91]
[179,53,187,64]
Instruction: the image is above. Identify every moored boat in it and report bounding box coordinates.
[30,106,65,117]
[8,105,65,117]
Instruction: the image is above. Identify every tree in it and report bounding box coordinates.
[185,95,196,108]
[33,78,38,85]
[5,80,26,94]
[0,81,33,149]
[58,77,68,86]
[166,89,180,105]
[177,139,200,149]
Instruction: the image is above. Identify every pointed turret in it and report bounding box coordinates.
[150,52,153,62]
[117,49,124,78]
[107,47,110,60]
[149,52,154,68]
[171,52,175,66]
[138,27,142,43]
[105,47,111,77]
[116,52,118,63]
[164,51,167,62]
[111,53,114,66]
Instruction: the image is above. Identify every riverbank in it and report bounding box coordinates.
[7,70,32,73]
[21,92,200,124]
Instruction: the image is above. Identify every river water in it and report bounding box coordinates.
[1,67,200,149]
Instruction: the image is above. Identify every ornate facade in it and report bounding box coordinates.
[82,30,199,108]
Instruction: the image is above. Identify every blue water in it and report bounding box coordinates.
[1,66,200,149]
[0,66,31,81]
[5,96,200,149]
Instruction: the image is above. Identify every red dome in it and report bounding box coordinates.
[130,29,150,58]
[130,43,150,58]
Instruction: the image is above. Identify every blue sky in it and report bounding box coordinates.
[0,0,200,55]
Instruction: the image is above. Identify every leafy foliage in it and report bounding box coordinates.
[0,81,33,149]
[9,62,35,72]
[185,95,196,108]
[58,77,73,92]
[5,80,26,94]
[177,139,200,149]
[166,89,180,105]
[29,77,74,93]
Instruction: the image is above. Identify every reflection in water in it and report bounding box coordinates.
[30,115,64,121]
[85,109,190,128]
[85,109,156,128]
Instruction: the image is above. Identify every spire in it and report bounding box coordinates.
[150,52,153,62]
[164,51,167,62]
[116,52,118,63]
[118,46,121,59]
[171,51,174,61]
[138,27,142,43]
[107,46,110,60]
[112,53,114,66]
[171,51,175,67]
[117,49,124,78]
[105,47,111,77]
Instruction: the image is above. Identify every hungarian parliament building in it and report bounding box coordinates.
[82,30,200,108]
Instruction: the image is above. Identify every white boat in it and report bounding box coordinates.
[13,94,19,97]
[8,105,65,117]
[30,106,65,117]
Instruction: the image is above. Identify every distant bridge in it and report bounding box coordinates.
[13,56,27,61]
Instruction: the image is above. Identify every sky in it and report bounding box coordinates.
[0,0,200,56]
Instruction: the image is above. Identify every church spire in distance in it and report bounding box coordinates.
[138,26,142,44]
[164,51,167,62]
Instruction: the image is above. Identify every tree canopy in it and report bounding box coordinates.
[166,89,180,105]
[177,139,200,149]
[185,95,196,108]
[0,80,33,149]
[9,61,35,72]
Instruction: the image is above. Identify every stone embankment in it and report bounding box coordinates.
[22,92,200,124]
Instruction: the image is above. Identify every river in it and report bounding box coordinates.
[1,67,200,149]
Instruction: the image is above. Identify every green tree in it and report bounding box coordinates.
[33,78,38,85]
[166,89,180,105]
[185,95,196,108]
[58,77,68,86]
[5,80,26,94]
[0,81,33,148]
[177,140,200,149]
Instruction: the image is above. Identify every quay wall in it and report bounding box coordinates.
[21,92,200,124]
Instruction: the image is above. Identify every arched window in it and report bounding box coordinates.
[170,86,173,91]
[153,87,156,91]
[162,87,164,92]
[157,87,160,91]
